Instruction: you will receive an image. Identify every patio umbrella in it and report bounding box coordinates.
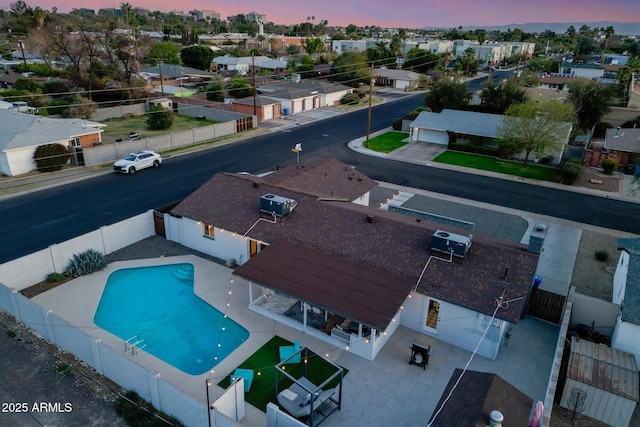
[528,400,544,427]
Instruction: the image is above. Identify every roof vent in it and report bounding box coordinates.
[259,193,297,217]
[253,182,261,189]
[431,230,472,259]
[366,214,376,223]
[489,410,503,427]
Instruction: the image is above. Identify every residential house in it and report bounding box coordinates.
[409,109,572,165]
[230,95,282,121]
[538,74,578,92]
[257,77,353,114]
[373,68,428,90]
[0,109,104,176]
[603,127,640,168]
[163,158,539,361]
[611,237,640,366]
[559,62,605,80]
[429,369,533,427]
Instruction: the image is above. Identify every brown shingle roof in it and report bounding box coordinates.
[171,163,538,325]
[234,239,412,330]
[429,369,533,427]
[261,158,377,201]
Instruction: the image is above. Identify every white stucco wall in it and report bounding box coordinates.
[612,251,629,304]
[167,217,250,265]
[3,146,38,176]
[611,316,640,367]
[400,292,503,360]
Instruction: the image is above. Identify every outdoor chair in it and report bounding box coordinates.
[279,340,301,363]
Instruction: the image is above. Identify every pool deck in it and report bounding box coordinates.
[32,254,559,427]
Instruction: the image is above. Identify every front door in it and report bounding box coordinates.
[425,298,440,333]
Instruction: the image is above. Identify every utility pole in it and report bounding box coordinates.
[252,53,257,120]
[365,62,374,148]
[18,37,28,72]
[157,61,165,96]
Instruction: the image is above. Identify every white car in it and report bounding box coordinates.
[113,151,162,174]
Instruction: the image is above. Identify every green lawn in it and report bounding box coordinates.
[332,95,383,111]
[366,131,409,153]
[433,151,562,182]
[217,336,347,412]
[101,115,219,140]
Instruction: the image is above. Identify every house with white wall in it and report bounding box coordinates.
[611,238,640,366]
[408,109,572,165]
[163,158,539,361]
[257,78,353,113]
[0,109,104,176]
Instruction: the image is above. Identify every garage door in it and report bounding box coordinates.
[263,105,273,120]
[418,129,449,145]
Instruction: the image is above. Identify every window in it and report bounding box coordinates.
[203,223,214,238]
[70,137,81,147]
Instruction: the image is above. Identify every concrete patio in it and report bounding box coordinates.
[31,251,559,427]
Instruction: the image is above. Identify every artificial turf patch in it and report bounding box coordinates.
[217,336,348,412]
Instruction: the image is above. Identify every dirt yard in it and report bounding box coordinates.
[570,230,619,301]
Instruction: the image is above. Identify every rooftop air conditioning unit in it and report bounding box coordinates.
[259,193,298,217]
[430,230,472,259]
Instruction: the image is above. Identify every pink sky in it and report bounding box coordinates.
[11,0,639,28]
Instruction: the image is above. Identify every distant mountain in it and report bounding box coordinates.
[425,22,640,36]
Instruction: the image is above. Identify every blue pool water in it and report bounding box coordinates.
[94,263,249,375]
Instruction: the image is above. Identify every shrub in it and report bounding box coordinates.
[65,249,108,278]
[33,143,70,172]
[601,158,618,175]
[114,391,185,427]
[448,142,499,156]
[561,158,582,184]
[391,118,403,130]
[146,104,174,130]
[595,250,609,262]
[47,272,65,282]
[404,110,421,121]
[341,93,360,105]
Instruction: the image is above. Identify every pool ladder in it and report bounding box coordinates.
[125,335,147,357]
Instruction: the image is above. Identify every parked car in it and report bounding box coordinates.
[113,151,162,175]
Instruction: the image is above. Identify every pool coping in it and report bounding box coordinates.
[31,255,308,410]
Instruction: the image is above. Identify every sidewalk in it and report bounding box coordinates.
[348,132,640,204]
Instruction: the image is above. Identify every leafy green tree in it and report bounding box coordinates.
[328,51,369,87]
[480,80,528,114]
[459,47,478,75]
[205,80,225,102]
[403,48,439,74]
[146,104,174,130]
[13,77,41,92]
[424,80,471,113]
[567,79,616,130]
[180,45,214,71]
[67,96,97,119]
[148,41,181,64]
[302,37,325,55]
[227,75,254,99]
[497,100,577,167]
[33,143,70,172]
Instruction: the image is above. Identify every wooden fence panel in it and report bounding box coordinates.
[527,288,566,324]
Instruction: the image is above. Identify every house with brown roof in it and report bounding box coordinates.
[164,158,539,361]
[604,127,640,168]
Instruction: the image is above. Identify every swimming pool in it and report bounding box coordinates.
[94,263,249,375]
